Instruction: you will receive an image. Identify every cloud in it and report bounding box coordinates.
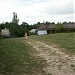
[0,0,74,24]
[44,0,74,15]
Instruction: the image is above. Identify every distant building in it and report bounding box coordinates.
[37,30,47,35]
[37,24,47,35]
[63,23,75,31]
[1,28,10,37]
[30,28,36,33]
[30,28,37,35]
[37,22,75,35]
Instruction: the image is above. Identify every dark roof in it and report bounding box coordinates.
[47,24,56,29]
[37,24,56,30]
[63,23,75,28]
[37,23,75,30]
[37,24,47,30]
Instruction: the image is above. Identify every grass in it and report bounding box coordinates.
[0,38,46,75]
[29,32,75,55]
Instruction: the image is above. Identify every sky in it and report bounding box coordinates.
[0,0,75,24]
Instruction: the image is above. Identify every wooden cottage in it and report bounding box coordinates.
[37,23,56,35]
[37,22,75,34]
[37,24,47,35]
[47,24,56,33]
[63,23,75,32]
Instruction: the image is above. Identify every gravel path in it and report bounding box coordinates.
[26,39,75,75]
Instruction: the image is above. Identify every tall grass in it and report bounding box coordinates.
[0,38,46,75]
[29,32,75,54]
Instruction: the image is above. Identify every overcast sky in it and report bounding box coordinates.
[0,0,75,24]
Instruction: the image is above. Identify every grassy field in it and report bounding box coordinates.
[0,38,46,75]
[29,32,75,55]
[0,32,75,75]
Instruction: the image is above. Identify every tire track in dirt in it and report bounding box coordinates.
[26,39,75,75]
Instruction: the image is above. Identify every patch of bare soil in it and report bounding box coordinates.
[26,39,75,75]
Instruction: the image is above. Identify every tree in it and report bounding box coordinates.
[12,12,19,24]
[63,21,67,24]
[36,22,41,28]
[45,21,50,25]
[55,22,64,33]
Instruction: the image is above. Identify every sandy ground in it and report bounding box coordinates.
[26,39,75,75]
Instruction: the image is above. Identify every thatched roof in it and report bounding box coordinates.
[37,23,75,30]
[47,24,56,30]
[37,24,56,30]
[63,23,75,29]
[37,24,47,30]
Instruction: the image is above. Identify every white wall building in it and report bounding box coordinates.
[30,28,36,33]
[37,24,47,35]
[1,28,10,36]
[37,30,47,35]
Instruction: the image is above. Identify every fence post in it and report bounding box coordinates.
[25,33,28,39]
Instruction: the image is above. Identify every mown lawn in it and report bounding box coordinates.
[29,32,75,55]
[0,38,46,75]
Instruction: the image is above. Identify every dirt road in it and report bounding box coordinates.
[26,39,75,75]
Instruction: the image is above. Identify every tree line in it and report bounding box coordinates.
[0,12,74,37]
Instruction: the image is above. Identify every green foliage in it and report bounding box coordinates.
[0,12,32,37]
[0,38,46,75]
[0,12,74,37]
[12,12,19,24]
[55,22,64,33]
[0,22,31,37]
[32,22,41,29]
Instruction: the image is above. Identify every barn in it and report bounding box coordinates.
[37,24,47,35]
[37,22,75,35]
[63,22,75,32]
